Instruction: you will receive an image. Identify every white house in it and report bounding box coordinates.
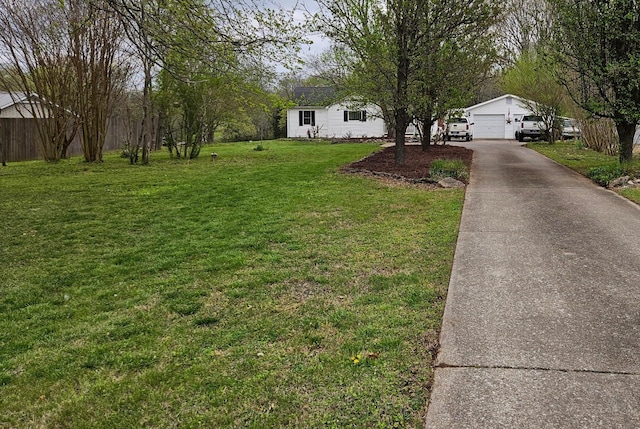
[0,92,44,118]
[287,87,386,139]
[464,94,535,139]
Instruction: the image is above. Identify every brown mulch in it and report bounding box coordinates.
[342,144,473,184]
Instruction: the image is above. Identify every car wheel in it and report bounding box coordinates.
[465,134,471,142]
[518,133,524,142]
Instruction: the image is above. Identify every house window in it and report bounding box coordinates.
[299,110,315,126]
[344,110,367,122]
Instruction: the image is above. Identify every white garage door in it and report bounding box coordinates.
[473,114,505,139]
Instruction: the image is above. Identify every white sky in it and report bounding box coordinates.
[271,0,330,58]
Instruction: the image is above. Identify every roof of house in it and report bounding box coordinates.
[0,91,28,110]
[293,87,338,107]
[465,94,530,111]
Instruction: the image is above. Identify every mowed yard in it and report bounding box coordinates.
[0,140,464,428]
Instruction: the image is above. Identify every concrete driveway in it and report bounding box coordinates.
[425,140,640,428]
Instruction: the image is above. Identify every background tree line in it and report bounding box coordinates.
[305,0,639,164]
[1,0,639,165]
[0,0,302,164]
[498,0,640,163]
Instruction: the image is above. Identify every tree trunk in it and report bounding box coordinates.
[394,24,410,166]
[141,60,153,165]
[394,107,409,165]
[420,115,433,151]
[155,113,164,150]
[616,119,636,163]
[383,107,396,139]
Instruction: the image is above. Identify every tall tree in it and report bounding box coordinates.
[0,0,80,162]
[69,0,129,162]
[409,0,500,150]
[105,0,168,165]
[551,0,640,163]
[316,0,500,164]
[316,0,414,164]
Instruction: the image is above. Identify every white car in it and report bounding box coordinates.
[445,117,473,141]
[561,118,581,140]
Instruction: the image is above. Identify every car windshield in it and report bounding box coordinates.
[449,118,467,123]
[523,116,543,122]
[563,119,575,127]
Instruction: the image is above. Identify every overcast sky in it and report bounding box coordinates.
[275,0,318,13]
[270,0,330,59]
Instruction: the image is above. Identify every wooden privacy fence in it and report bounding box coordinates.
[0,117,141,163]
[0,118,42,162]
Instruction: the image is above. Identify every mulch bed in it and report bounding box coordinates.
[343,144,473,184]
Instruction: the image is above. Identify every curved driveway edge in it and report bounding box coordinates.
[425,140,640,428]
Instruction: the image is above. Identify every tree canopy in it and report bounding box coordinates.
[0,0,305,163]
[502,51,570,142]
[551,0,640,162]
[316,0,501,164]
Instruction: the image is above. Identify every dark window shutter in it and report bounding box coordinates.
[361,111,367,122]
[299,111,303,126]
[311,111,316,126]
[344,111,348,122]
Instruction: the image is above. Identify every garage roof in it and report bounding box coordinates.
[465,94,531,111]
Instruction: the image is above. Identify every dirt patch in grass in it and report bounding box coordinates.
[343,144,473,183]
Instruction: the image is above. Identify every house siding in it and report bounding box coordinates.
[287,103,386,139]
[0,103,41,118]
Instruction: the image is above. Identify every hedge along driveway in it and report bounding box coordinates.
[0,140,464,428]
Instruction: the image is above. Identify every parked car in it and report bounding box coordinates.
[517,115,543,142]
[446,117,473,141]
[561,118,581,140]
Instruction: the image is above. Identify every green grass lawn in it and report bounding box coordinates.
[528,141,640,204]
[0,140,464,428]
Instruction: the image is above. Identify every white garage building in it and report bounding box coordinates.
[464,94,535,140]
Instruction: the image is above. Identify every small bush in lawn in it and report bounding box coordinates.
[430,158,469,181]
[254,144,266,151]
[120,145,131,159]
[587,164,625,186]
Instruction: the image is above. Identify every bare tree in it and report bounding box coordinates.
[0,0,80,162]
[497,0,554,65]
[68,0,129,163]
[0,0,129,163]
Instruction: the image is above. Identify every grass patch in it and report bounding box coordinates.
[528,141,640,204]
[527,140,617,175]
[0,140,463,427]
